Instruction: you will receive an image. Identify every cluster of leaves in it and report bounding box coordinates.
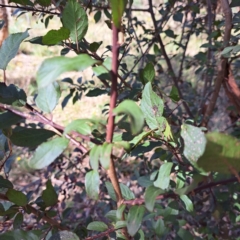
[0,0,240,239]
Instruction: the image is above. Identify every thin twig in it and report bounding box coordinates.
[201,0,232,127]
[0,4,59,15]
[177,16,196,81]
[0,103,89,153]
[148,0,194,119]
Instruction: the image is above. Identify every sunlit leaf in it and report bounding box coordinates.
[36,82,61,113]
[141,82,166,133]
[109,0,127,28]
[114,100,144,135]
[87,221,108,232]
[37,54,98,89]
[154,162,173,190]
[180,195,193,212]
[198,132,240,173]
[0,30,29,70]
[116,204,126,220]
[85,170,100,200]
[89,145,101,170]
[127,206,145,236]
[64,119,92,136]
[42,27,70,45]
[144,186,164,212]
[29,137,69,169]
[62,0,88,42]
[99,143,112,170]
[180,123,206,163]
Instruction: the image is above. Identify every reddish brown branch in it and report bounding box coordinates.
[105,23,129,238]
[223,67,240,113]
[105,24,122,203]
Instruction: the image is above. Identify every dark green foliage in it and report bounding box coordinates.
[0,0,240,239]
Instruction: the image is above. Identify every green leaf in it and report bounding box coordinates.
[89,145,101,170]
[141,82,166,133]
[180,195,193,212]
[0,30,29,70]
[114,100,144,135]
[42,180,58,207]
[138,176,153,188]
[0,230,41,240]
[109,0,127,28]
[42,27,70,45]
[62,0,88,43]
[116,204,126,220]
[9,0,31,5]
[173,12,183,23]
[154,162,173,190]
[86,88,107,97]
[105,181,117,201]
[139,62,155,84]
[10,127,56,147]
[153,218,165,236]
[164,29,175,38]
[198,132,240,173]
[87,221,108,232]
[85,170,100,200]
[230,0,240,7]
[163,121,174,141]
[0,83,27,107]
[232,45,240,54]
[29,137,69,169]
[0,176,13,188]
[35,82,61,113]
[127,206,145,236]
[35,0,51,7]
[119,183,135,200]
[94,11,102,23]
[64,119,92,136]
[180,123,207,163]
[37,54,98,89]
[49,231,79,240]
[105,210,117,222]
[221,46,234,56]
[105,182,135,201]
[89,41,103,52]
[99,143,112,170]
[13,213,23,229]
[144,186,164,212]
[169,85,180,102]
[6,189,28,206]
[115,220,127,229]
[0,112,22,129]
